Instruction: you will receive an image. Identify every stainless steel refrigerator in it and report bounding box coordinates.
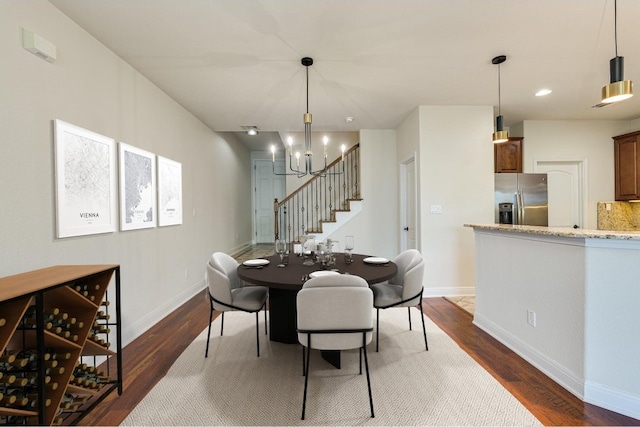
[495,173,548,226]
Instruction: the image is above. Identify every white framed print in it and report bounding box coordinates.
[118,142,156,230]
[157,155,183,226]
[54,119,116,238]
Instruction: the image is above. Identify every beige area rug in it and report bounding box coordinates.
[122,309,540,426]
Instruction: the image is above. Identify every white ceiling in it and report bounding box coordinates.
[49,0,640,151]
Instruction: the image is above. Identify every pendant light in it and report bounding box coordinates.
[601,0,633,103]
[271,57,345,177]
[492,55,509,144]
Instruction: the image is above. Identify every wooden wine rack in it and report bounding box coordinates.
[0,265,122,426]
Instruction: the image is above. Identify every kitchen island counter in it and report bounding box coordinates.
[465,224,640,420]
[464,223,640,240]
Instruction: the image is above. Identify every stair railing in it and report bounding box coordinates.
[274,144,360,243]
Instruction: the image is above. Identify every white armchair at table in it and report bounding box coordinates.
[296,274,375,420]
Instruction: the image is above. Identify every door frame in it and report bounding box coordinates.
[533,158,588,229]
[399,152,419,252]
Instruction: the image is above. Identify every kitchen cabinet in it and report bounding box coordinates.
[0,265,121,426]
[494,137,523,173]
[614,130,640,201]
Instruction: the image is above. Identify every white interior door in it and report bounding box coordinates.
[253,159,285,243]
[400,156,417,250]
[534,160,585,228]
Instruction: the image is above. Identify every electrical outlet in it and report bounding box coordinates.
[184,269,189,279]
[527,309,537,327]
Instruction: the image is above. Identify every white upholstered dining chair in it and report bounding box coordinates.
[370,249,428,352]
[296,274,375,420]
[205,252,268,357]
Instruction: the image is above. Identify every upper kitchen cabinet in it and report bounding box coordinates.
[614,130,640,201]
[494,137,523,173]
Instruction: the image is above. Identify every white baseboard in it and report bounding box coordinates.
[121,279,206,347]
[584,380,640,420]
[475,313,640,419]
[473,312,585,400]
[229,241,255,256]
[423,286,475,298]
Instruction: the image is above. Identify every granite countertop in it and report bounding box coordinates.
[464,223,640,240]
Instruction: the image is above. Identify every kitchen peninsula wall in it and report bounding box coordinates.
[597,201,640,231]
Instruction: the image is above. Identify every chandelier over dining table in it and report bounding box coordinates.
[271,57,345,177]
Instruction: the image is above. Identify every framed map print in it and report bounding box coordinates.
[118,142,156,231]
[54,119,116,238]
[157,156,183,226]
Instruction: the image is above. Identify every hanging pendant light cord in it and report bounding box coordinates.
[614,0,618,57]
[306,65,309,114]
[497,64,502,116]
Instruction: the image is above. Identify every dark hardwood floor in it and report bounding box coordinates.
[79,292,639,426]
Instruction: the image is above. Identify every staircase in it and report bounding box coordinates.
[274,144,361,243]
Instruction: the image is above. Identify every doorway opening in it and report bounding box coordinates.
[534,159,587,228]
[399,153,419,251]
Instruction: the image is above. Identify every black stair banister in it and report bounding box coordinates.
[275,144,361,243]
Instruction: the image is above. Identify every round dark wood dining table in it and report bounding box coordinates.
[237,253,397,346]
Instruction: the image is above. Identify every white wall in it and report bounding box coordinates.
[473,231,586,397]
[522,120,632,229]
[325,130,399,260]
[584,243,640,418]
[472,229,640,419]
[0,1,252,345]
[418,106,495,296]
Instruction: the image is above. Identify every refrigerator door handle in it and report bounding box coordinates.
[517,190,525,225]
[513,191,519,225]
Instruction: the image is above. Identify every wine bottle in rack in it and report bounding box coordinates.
[0,317,6,327]
[95,310,110,321]
[5,381,60,395]
[64,393,89,405]
[44,381,59,392]
[59,394,83,412]
[14,372,52,386]
[69,375,97,389]
[23,306,65,323]
[4,396,30,407]
[0,353,29,370]
[20,308,82,343]
[71,363,110,390]
[0,373,17,385]
[48,350,72,361]
[26,396,52,408]
[0,394,18,405]
[74,283,100,301]
[17,349,50,362]
[0,374,29,387]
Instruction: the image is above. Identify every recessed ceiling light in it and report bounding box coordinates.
[535,89,552,97]
[241,125,259,135]
[345,117,354,123]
